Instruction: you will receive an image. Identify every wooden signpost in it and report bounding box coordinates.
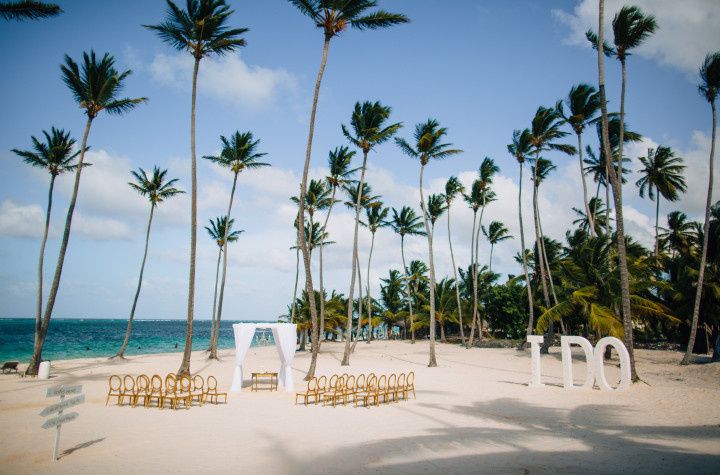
[40,384,84,461]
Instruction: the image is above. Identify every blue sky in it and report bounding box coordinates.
[1,0,718,320]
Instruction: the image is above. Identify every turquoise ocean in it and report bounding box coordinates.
[0,318,275,363]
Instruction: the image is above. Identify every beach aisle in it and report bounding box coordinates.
[0,341,718,474]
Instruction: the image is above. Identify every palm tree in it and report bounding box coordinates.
[25,51,146,375]
[444,176,466,343]
[683,51,720,365]
[361,204,389,343]
[465,159,499,347]
[390,206,426,342]
[12,128,81,353]
[0,1,60,20]
[204,131,268,359]
[206,216,242,350]
[635,146,687,256]
[483,221,512,272]
[318,146,357,337]
[340,101,401,366]
[115,167,183,358]
[573,197,609,234]
[595,0,640,381]
[289,0,408,379]
[396,119,462,366]
[508,128,536,340]
[659,211,695,258]
[556,84,602,236]
[145,0,247,375]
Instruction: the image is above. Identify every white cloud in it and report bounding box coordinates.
[552,0,720,74]
[149,53,297,108]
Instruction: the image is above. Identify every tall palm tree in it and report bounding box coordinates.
[289,0,408,379]
[145,0,247,375]
[467,158,499,347]
[427,194,446,230]
[206,216,242,350]
[684,51,720,365]
[573,197,609,234]
[396,119,462,366]
[483,221,512,272]
[203,131,268,358]
[390,206,426,342]
[340,101,401,365]
[319,146,357,337]
[508,128,536,340]
[12,128,81,353]
[595,0,640,381]
[635,146,687,256]
[659,211,695,258]
[0,1,60,20]
[26,51,146,376]
[361,204,389,342]
[444,176,466,343]
[115,167,183,358]
[556,84,602,236]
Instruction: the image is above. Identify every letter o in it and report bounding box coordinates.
[593,337,631,391]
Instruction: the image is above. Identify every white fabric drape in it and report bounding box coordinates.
[230,323,297,393]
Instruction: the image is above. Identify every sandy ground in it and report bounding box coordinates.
[0,340,718,474]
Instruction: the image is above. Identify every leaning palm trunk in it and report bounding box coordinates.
[419,164,438,367]
[178,57,201,376]
[683,100,716,364]
[351,254,363,353]
[27,117,93,376]
[299,37,331,380]
[532,156,551,309]
[318,187,337,341]
[597,0,638,381]
[537,207,564,333]
[518,162,535,342]
[210,173,239,359]
[208,246,222,350]
[465,210,477,348]
[366,230,376,343]
[468,203,487,347]
[535,194,558,349]
[35,175,56,349]
[401,236,414,342]
[446,201,465,344]
[341,150,368,365]
[115,204,155,358]
[576,132,597,236]
[290,245,299,323]
[654,187,661,256]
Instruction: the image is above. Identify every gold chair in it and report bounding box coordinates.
[315,375,328,402]
[355,374,378,407]
[402,371,416,400]
[355,373,366,393]
[119,375,135,406]
[205,376,228,404]
[163,374,185,410]
[385,373,398,403]
[191,375,205,405]
[146,374,163,408]
[178,374,193,405]
[295,377,318,405]
[396,373,407,401]
[324,375,346,407]
[106,375,122,405]
[343,374,357,404]
[376,374,388,405]
[133,375,150,407]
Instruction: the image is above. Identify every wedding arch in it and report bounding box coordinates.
[230,323,297,393]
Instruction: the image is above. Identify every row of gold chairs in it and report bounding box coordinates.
[295,372,415,407]
[106,374,227,409]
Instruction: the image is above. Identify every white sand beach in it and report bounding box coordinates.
[0,341,718,474]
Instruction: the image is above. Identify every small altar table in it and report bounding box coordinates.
[251,372,278,391]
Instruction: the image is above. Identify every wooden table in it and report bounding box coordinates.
[251,372,278,392]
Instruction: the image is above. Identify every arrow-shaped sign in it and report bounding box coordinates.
[39,394,85,417]
[41,411,79,430]
[46,384,82,398]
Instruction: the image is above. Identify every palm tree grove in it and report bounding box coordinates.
[1,1,719,472]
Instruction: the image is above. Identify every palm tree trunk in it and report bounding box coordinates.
[26,116,93,376]
[654,190,661,257]
[352,253,363,351]
[419,164,438,367]
[35,175,55,349]
[592,178,602,232]
[577,133,596,237]
[683,100,716,364]
[366,231,376,343]
[605,177,611,237]
[341,150,368,365]
[465,210,477,348]
[290,245,299,323]
[447,201,465,344]
[401,235,414,343]
[178,56,201,376]
[489,243,494,273]
[115,203,155,358]
[597,0,638,381]
[532,156,551,309]
[536,194,558,349]
[318,187,337,341]
[208,246,222,350]
[210,173,239,359]
[300,36,331,381]
[518,162,535,342]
